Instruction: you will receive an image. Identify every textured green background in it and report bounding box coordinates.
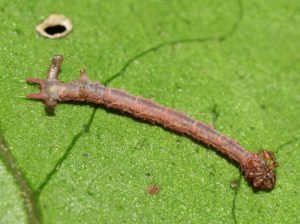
[0,0,300,223]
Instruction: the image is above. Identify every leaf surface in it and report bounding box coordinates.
[0,0,300,223]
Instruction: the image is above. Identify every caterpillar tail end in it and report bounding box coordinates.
[242,150,278,190]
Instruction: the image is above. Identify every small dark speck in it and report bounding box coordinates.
[145,172,151,177]
[116,205,124,211]
[260,104,266,110]
[14,29,22,35]
[135,138,146,150]
[83,124,88,133]
[238,74,245,80]
[87,190,94,196]
[230,180,239,189]
[208,170,215,178]
[83,152,90,157]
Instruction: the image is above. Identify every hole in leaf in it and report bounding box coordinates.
[36,14,72,39]
[44,25,66,35]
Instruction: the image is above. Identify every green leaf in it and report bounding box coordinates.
[0,0,300,223]
[0,159,27,224]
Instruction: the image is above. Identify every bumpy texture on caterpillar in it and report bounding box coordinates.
[26,55,278,190]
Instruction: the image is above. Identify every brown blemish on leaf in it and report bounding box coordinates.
[36,14,72,39]
[230,180,239,189]
[147,184,160,195]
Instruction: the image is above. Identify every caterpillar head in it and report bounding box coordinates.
[26,55,63,108]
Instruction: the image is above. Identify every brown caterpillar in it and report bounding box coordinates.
[26,55,278,190]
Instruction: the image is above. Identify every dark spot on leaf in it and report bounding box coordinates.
[230,180,239,189]
[87,190,94,196]
[176,139,182,144]
[83,152,90,157]
[208,170,215,177]
[14,29,22,35]
[83,124,89,133]
[260,104,266,110]
[116,205,124,211]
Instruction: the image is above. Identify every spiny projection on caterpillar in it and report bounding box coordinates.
[26,55,278,190]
